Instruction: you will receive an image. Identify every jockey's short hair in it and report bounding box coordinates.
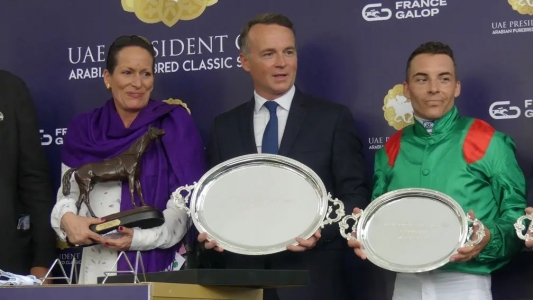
[405,41,457,81]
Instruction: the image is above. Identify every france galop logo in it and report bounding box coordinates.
[508,0,533,15]
[383,84,414,130]
[122,0,218,27]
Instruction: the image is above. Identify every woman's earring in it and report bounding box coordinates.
[106,83,111,89]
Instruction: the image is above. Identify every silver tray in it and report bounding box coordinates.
[514,214,533,241]
[172,154,345,255]
[339,188,485,273]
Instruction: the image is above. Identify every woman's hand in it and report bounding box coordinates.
[102,226,134,251]
[60,212,106,246]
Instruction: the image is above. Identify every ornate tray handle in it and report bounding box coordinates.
[171,182,197,215]
[320,193,346,227]
[514,214,533,241]
[338,210,363,241]
[464,214,485,246]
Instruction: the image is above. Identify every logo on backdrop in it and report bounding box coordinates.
[163,98,191,114]
[383,84,414,130]
[509,0,533,15]
[488,100,533,119]
[369,84,415,150]
[38,100,187,147]
[67,33,243,80]
[491,0,533,35]
[40,128,67,146]
[121,0,218,27]
[362,1,448,22]
[68,1,232,80]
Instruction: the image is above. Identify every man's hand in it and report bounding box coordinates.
[346,208,366,259]
[287,229,321,252]
[198,232,224,252]
[450,210,491,262]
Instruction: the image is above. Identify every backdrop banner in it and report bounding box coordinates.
[1,1,532,298]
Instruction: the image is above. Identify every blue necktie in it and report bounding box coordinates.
[262,101,279,154]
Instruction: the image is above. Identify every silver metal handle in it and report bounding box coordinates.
[171,182,197,215]
[514,214,533,241]
[338,210,363,241]
[321,193,346,227]
[464,214,486,246]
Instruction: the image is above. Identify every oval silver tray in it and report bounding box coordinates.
[339,188,484,273]
[172,154,345,255]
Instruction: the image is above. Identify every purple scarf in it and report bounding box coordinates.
[62,99,206,273]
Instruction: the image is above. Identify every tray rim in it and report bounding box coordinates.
[357,188,468,273]
[189,153,330,255]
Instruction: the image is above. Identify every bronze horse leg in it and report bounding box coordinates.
[81,180,97,218]
[128,174,137,207]
[135,178,147,206]
[75,193,83,216]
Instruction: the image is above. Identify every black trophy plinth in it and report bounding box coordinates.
[89,206,164,235]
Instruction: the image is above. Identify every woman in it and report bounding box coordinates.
[50,35,206,284]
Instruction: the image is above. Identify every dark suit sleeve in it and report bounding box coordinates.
[207,118,221,168]
[13,75,56,268]
[527,172,533,207]
[321,106,370,242]
[195,118,226,268]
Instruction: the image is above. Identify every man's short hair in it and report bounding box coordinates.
[405,41,457,81]
[238,13,295,54]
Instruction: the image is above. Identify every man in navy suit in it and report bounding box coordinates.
[197,13,370,300]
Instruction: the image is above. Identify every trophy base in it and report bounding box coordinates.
[68,206,164,248]
[90,206,164,234]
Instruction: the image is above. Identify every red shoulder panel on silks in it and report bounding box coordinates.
[385,130,403,167]
[463,119,496,164]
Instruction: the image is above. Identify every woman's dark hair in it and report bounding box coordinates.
[105,35,156,74]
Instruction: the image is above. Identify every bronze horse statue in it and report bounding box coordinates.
[61,125,166,218]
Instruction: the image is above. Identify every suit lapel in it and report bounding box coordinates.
[279,89,307,156]
[238,98,258,154]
